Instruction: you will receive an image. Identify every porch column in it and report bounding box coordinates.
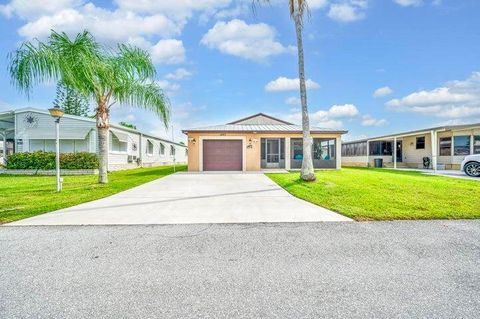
[285,137,291,170]
[430,130,437,173]
[1,132,5,158]
[366,140,370,167]
[336,136,341,169]
[471,135,474,155]
[393,136,397,169]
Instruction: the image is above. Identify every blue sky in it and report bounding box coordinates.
[0,0,479,142]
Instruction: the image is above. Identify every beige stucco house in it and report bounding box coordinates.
[342,123,480,170]
[182,113,347,171]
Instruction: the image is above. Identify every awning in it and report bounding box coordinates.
[17,127,93,140]
[110,129,130,143]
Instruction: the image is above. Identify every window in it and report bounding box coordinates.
[474,136,480,154]
[369,141,392,156]
[454,136,470,155]
[30,140,45,151]
[110,133,127,153]
[159,143,165,156]
[314,139,335,160]
[292,139,303,160]
[342,141,367,157]
[146,140,154,155]
[170,145,175,156]
[439,137,451,156]
[74,139,88,152]
[45,140,55,152]
[416,136,425,149]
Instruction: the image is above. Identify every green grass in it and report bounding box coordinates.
[0,165,186,224]
[267,167,480,220]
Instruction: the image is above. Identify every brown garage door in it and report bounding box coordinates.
[203,140,242,171]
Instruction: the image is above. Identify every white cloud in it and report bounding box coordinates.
[156,80,180,92]
[316,119,344,129]
[393,0,423,6]
[361,115,388,127]
[165,68,192,80]
[265,77,320,92]
[385,72,480,118]
[18,4,181,40]
[393,0,442,6]
[305,0,330,9]
[327,1,367,22]
[285,96,301,105]
[201,19,294,62]
[0,0,83,19]
[327,104,360,118]
[284,104,359,129]
[373,86,393,97]
[114,0,231,17]
[150,39,186,64]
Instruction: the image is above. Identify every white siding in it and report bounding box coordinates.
[12,109,187,171]
[16,111,94,140]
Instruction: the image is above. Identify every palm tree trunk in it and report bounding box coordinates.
[96,98,109,184]
[294,11,316,181]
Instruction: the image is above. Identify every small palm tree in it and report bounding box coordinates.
[9,30,169,183]
[256,0,316,181]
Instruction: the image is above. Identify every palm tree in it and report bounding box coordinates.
[9,30,169,184]
[256,0,315,181]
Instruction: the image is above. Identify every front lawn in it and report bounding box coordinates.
[267,168,480,220]
[0,165,186,224]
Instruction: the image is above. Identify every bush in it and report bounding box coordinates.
[6,151,99,170]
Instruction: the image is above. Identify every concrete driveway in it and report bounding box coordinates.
[8,172,350,225]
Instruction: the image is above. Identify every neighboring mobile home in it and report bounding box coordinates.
[0,108,187,171]
[182,113,347,171]
[342,123,480,170]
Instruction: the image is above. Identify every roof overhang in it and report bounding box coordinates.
[182,129,348,135]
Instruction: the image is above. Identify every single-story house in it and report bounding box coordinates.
[342,123,480,170]
[182,113,347,171]
[0,108,187,171]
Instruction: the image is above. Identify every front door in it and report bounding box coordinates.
[396,141,403,162]
[266,139,280,168]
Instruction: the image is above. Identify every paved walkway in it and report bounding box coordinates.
[7,173,350,225]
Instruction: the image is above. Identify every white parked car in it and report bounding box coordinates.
[461,154,480,177]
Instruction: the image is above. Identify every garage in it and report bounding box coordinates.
[203,140,243,171]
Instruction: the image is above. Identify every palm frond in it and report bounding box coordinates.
[8,40,61,96]
[113,81,170,127]
[114,44,156,81]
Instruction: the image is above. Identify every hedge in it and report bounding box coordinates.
[6,151,99,170]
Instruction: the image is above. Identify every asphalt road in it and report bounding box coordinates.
[1,221,479,318]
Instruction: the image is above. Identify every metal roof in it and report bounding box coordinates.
[227,113,293,125]
[343,122,480,144]
[2,107,186,147]
[182,124,347,134]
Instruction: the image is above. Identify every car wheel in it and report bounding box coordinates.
[464,162,480,177]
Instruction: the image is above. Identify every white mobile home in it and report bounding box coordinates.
[0,108,187,171]
[342,123,480,170]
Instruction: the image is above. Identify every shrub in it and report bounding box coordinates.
[6,151,98,170]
